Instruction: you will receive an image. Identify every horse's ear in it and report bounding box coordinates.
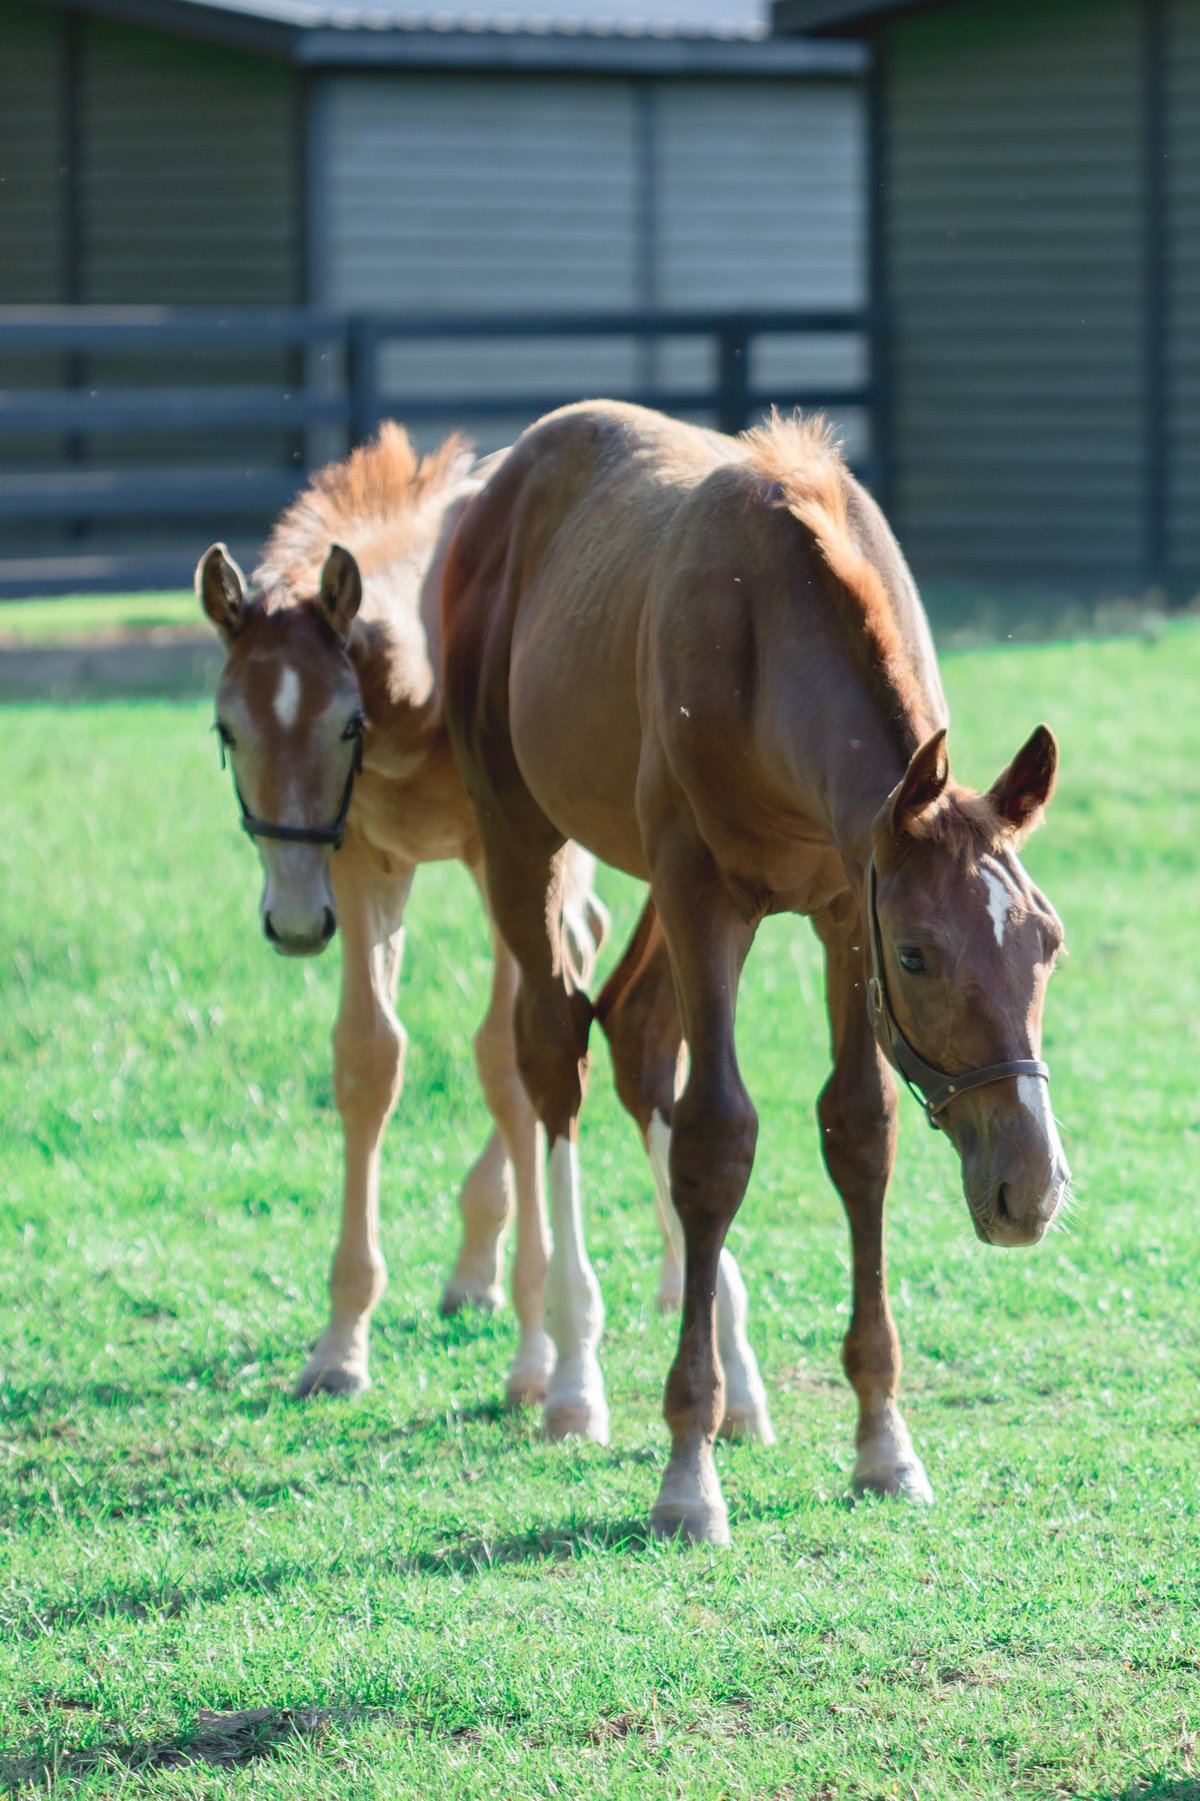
[988,724,1058,833]
[890,727,950,836]
[318,544,363,643]
[196,543,249,643]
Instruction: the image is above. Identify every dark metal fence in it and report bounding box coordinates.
[0,306,872,598]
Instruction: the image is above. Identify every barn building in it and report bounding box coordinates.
[774,0,1200,605]
[0,0,864,592]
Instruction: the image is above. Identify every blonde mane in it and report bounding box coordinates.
[255,422,474,602]
[740,412,926,730]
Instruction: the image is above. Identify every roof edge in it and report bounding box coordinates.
[771,0,932,36]
[39,0,866,67]
[297,26,865,71]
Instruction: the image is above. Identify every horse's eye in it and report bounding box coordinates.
[342,715,364,742]
[898,948,926,974]
[214,721,236,749]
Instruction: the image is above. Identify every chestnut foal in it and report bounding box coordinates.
[443,402,1069,1544]
[198,424,607,1405]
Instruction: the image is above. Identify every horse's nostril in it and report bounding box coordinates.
[263,912,280,943]
[995,1182,1010,1221]
[321,907,336,940]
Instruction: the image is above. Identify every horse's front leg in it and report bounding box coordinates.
[813,903,932,1503]
[295,847,414,1398]
[649,831,761,1545]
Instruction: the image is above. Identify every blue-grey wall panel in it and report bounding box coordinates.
[885,0,1145,591]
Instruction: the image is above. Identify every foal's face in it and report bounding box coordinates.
[198,543,365,957]
[873,726,1069,1247]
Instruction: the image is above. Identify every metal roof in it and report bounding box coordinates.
[40,0,866,67]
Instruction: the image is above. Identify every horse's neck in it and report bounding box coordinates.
[815,685,940,887]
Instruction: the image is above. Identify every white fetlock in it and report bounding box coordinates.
[294,1327,371,1399]
[543,1352,610,1444]
[439,1272,505,1317]
[715,1249,775,1444]
[505,1330,555,1408]
[851,1403,934,1505]
[650,1441,730,1546]
[719,1394,776,1445]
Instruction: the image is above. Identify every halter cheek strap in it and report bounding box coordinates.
[218,725,364,851]
[865,857,1050,1129]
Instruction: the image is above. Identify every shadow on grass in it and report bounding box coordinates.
[398,1514,656,1575]
[1103,1783,1200,1801]
[3,1515,659,1643]
[1,1705,332,1791]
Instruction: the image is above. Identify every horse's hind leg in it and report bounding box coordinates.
[481,823,609,1444]
[444,896,556,1409]
[296,848,414,1398]
[813,901,932,1505]
[597,900,773,1443]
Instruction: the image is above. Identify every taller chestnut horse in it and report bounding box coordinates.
[443,401,1069,1544]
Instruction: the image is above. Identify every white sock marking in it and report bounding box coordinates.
[544,1136,608,1439]
[273,664,301,730]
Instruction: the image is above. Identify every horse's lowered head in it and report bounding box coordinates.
[197,540,366,957]
[868,724,1069,1247]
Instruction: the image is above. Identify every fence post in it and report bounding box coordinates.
[716,320,751,435]
[347,316,381,447]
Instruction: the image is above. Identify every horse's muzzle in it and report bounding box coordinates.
[263,905,336,957]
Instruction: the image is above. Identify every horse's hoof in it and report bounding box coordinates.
[438,1280,504,1318]
[650,1501,731,1547]
[294,1363,370,1400]
[719,1403,776,1446]
[543,1397,610,1445]
[851,1460,934,1506]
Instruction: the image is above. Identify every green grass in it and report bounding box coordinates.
[1,627,1199,1799]
[0,593,195,643]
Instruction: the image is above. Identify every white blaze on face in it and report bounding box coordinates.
[980,857,1017,947]
[1017,1073,1070,1196]
[273,664,302,731]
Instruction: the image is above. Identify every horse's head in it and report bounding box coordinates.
[197,541,365,957]
[869,725,1069,1246]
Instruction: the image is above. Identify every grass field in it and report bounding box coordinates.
[1,624,1198,1799]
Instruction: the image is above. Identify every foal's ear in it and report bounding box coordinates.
[890,727,950,836]
[318,544,363,643]
[196,543,249,643]
[988,724,1058,832]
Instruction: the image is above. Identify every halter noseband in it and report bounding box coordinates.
[217,723,364,851]
[864,856,1049,1130]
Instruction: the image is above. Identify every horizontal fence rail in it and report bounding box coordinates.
[0,306,873,598]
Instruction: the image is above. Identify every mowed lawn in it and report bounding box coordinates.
[1,624,1198,1800]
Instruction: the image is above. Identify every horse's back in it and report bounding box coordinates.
[444,404,733,876]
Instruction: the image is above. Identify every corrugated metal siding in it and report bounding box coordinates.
[0,0,66,306]
[885,0,1145,588]
[80,18,299,304]
[319,72,642,445]
[653,77,864,443]
[1166,0,1200,592]
[319,70,864,447]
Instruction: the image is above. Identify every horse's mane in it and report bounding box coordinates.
[740,411,927,733]
[255,422,474,602]
[740,414,1019,864]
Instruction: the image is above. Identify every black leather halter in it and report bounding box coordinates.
[217,722,364,850]
[864,856,1050,1130]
